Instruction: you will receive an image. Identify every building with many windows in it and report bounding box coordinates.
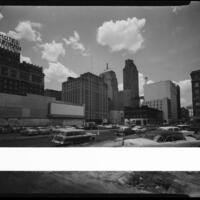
[190,70,200,119]
[99,64,119,111]
[186,105,193,118]
[123,59,139,108]
[143,80,180,123]
[143,98,171,123]
[124,106,163,125]
[62,72,108,122]
[0,33,44,96]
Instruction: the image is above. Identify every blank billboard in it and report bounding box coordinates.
[50,103,84,117]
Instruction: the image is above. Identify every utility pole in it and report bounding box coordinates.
[122,131,125,146]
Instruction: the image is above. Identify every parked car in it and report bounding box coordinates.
[158,126,180,132]
[37,127,51,135]
[176,124,195,136]
[11,126,23,134]
[72,125,84,129]
[117,125,129,131]
[102,124,113,129]
[131,126,147,133]
[124,132,200,147]
[116,128,136,136]
[0,127,8,134]
[84,122,98,130]
[52,129,96,145]
[51,126,75,134]
[20,127,39,136]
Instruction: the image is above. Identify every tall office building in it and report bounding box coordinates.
[99,64,119,111]
[176,84,181,119]
[123,59,139,108]
[0,33,44,96]
[62,72,108,122]
[190,70,200,118]
[143,80,180,123]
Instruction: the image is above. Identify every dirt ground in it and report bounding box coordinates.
[0,171,200,196]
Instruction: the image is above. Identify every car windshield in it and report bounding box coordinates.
[60,131,86,136]
[155,133,185,143]
[73,131,85,136]
[54,135,64,141]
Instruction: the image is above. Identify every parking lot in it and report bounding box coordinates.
[0,129,121,147]
[0,124,200,147]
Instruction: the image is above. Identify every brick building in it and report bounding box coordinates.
[62,72,108,122]
[190,70,200,118]
[0,33,44,96]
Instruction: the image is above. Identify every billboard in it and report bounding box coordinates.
[0,33,21,53]
[49,103,84,118]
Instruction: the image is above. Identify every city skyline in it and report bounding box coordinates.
[0,3,200,107]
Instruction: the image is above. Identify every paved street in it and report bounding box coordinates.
[1,129,200,147]
[0,129,122,147]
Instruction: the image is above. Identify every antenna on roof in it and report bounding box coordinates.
[104,63,110,71]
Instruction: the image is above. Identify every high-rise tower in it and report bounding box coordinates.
[100,64,119,111]
[123,59,139,108]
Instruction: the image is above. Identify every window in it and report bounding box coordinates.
[1,67,8,76]
[195,102,200,106]
[195,74,200,80]
[10,70,17,78]
[195,89,200,95]
[20,72,29,81]
[32,75,41,83]
[195,82,199,88]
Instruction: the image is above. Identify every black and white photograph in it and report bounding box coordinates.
[0,1,200,197]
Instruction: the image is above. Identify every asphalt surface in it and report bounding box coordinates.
[1,129,200,147]
[0,129,120,147]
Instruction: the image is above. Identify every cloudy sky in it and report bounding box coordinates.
[0,3,200,107]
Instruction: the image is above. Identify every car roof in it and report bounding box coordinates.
[159,126,179,129]
[57,128,85,132]
[125,138,156,145]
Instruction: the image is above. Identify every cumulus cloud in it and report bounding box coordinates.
[0,31,6,36]
[8,21,42,42]
[63,31,89,56]
[39,40,66,62]
[0,12,3,20]
[20,55,32,64]
[97,17,146,53]
[44,62,78,90]
[118,72,154,96]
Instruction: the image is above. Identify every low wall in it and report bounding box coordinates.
[0,93,55,118]
[0,93,85,127]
